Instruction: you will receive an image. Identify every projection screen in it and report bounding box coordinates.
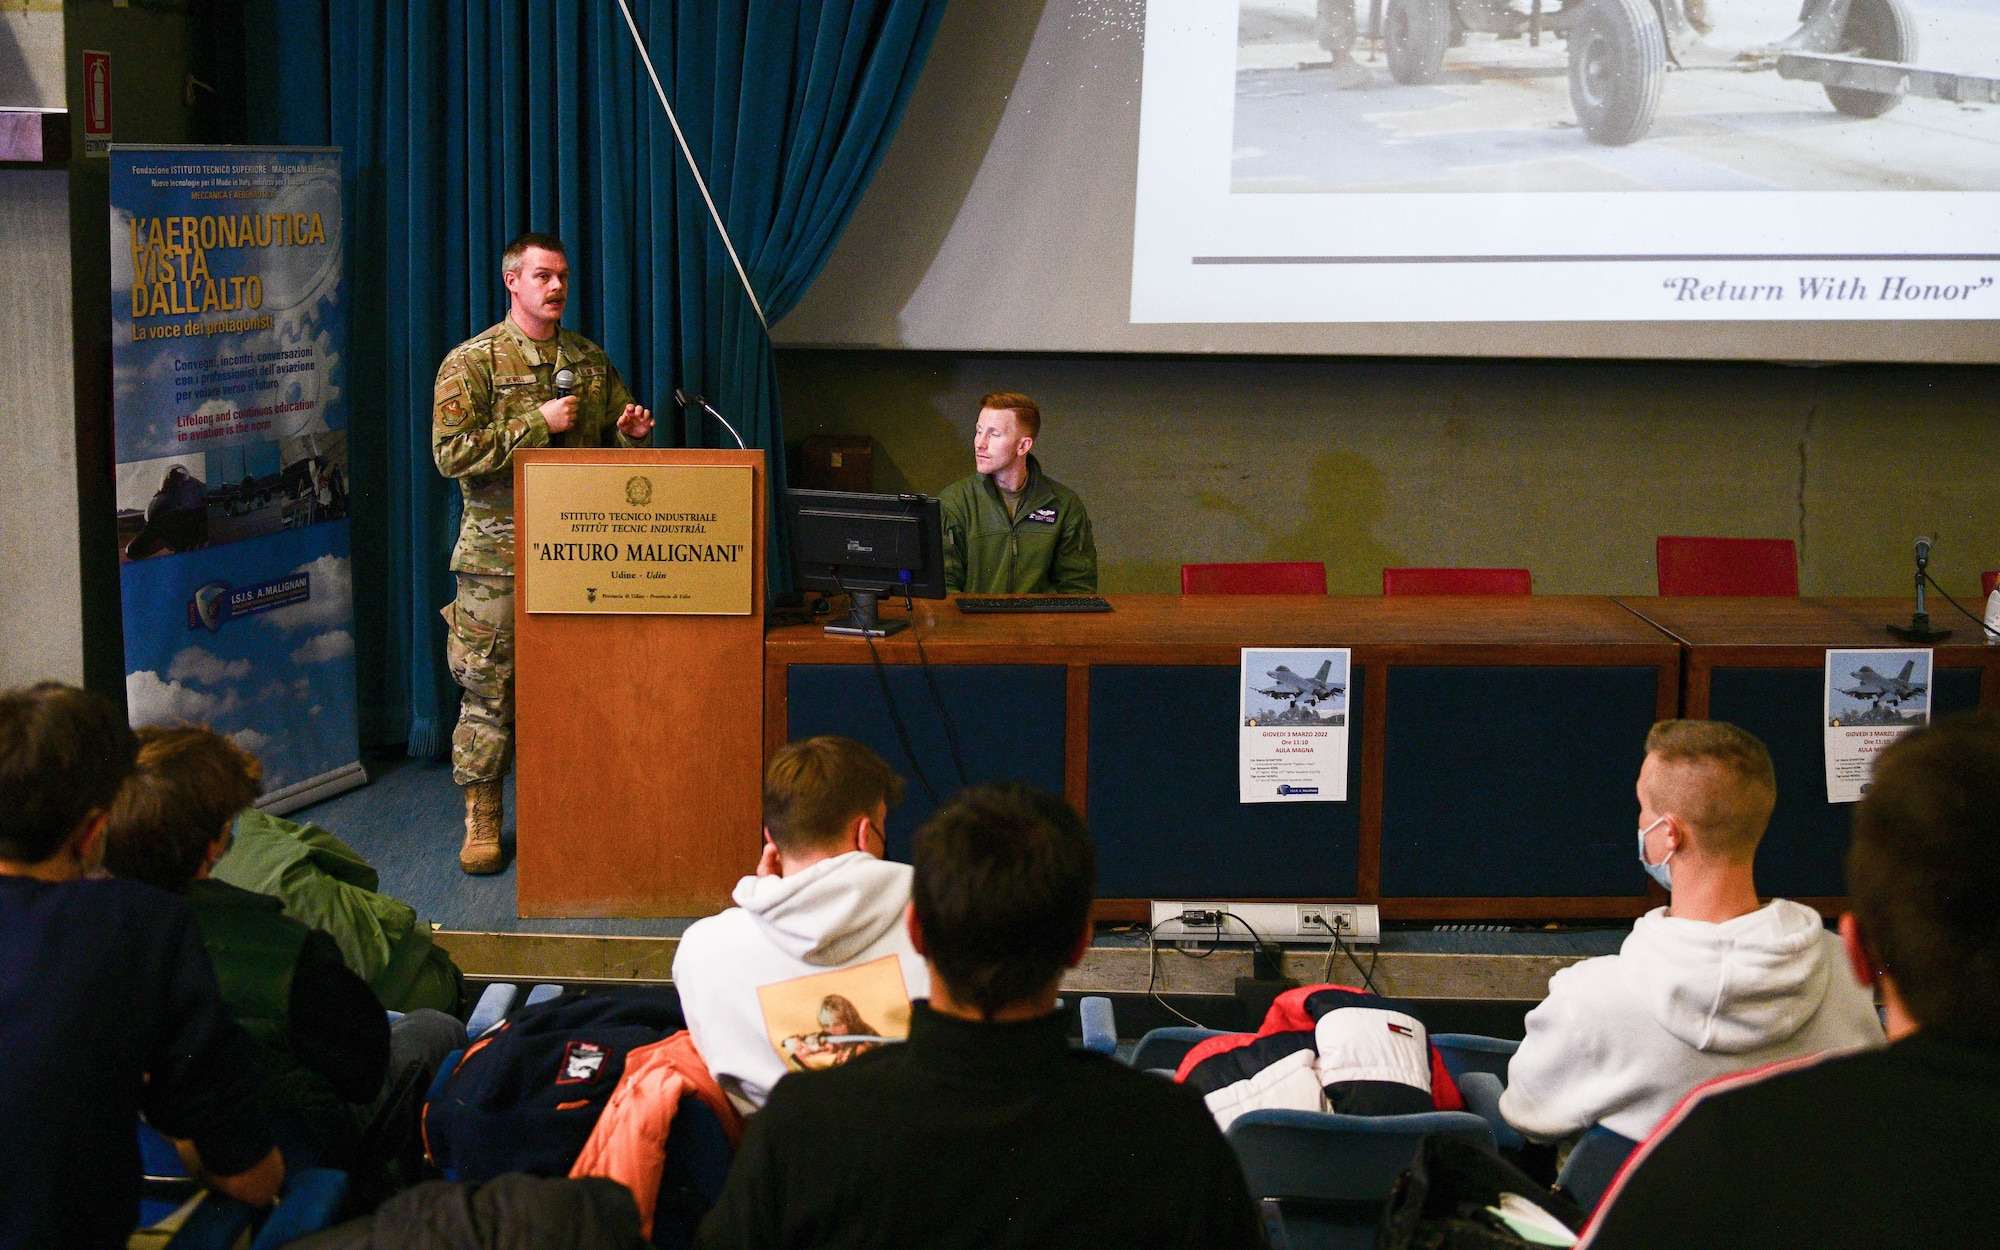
[774,0,2000,361]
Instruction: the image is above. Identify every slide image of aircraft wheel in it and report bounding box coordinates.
[1825,0,1917,118]
[1385,0,1451,84]
[1567,0,1664,146]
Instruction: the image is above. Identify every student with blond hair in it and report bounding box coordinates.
[1500,720,1883,1145]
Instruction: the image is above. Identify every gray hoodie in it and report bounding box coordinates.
[1499,900,1884,1141]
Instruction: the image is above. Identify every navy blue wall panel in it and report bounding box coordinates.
[1707,665,1983,898]
[1381,666,1659,898]
[787,664,1068,863]
[1087,665,1362,898]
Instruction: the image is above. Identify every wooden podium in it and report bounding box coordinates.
[512,448,764,917]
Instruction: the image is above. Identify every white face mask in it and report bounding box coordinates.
[1637,815,1674,891]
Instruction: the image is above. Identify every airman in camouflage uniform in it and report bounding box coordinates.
[434,233,652,872]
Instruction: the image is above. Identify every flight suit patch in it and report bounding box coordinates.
[1025,506,1058,524]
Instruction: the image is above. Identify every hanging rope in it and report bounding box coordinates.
[612,0,771,332]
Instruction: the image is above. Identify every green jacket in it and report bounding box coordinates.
[939,455,1097,594]
[213,810,461,1015]
[180,879,357,1158]
[432,317,643,575]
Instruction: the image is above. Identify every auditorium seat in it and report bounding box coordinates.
[1454,1072,1525,1153]
[1983,570,1997,598]
[1429,1032,1519,1082]
[1655,536,1799,596]
[1381,567,1532,596]
[1181,562,1328,595]
[1128,1025,1231,1075]
[136,1122,349,1249]
[1226,1108,1496,1248]
[1555,1125,1638,1212]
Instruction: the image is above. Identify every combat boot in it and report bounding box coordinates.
[459,780,504,874]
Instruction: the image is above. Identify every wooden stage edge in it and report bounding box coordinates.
[433,930,1588,1001]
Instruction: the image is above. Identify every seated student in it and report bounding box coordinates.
[673,736,928,1112]
[0,684,281,1249]
[1500,720,1882,1145]
[693,784,1264,1250]
[214,804,463,1015]
[102,726,466,1172]
[1581,710,2000,1249]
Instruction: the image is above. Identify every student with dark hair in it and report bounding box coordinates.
[102,726,465,1174]
[1582,710,2000,1250]
[693,784,1263,1250]
[673,735,926,1111]
[0,684,281,1249]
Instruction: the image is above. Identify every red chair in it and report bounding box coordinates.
[1655,537,1799,597]
[1982,570,1998,599]
[1181,562,1327,595]
[1382,568,1532,596]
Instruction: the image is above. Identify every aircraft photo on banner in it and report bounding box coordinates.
[1132,0,2000,322]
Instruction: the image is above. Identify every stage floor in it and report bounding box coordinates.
[292,753,691,938]
[291,754,1628,955]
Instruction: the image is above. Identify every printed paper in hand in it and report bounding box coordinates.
[1240,648,1350,803]
[1824,648,1931,804]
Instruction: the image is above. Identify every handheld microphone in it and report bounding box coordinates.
[547,368,580,448]
[1888,535,1952,643]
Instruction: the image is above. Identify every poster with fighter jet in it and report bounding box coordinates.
[1824,647,1930,803]
[109,145,363,813]
[1241,647,1351,802]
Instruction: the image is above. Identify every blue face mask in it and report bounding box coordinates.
[1637,815,1674,891]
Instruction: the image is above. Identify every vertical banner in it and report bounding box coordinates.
[110,145,364,812]
[1240,647,1351,803]
[1824,648,1931,804]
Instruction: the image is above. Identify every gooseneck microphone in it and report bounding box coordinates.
[1888,536,1952,643]
[673,389,749,451]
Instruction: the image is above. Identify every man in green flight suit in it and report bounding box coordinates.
[433,233,653,873]
[938,392,1097,595]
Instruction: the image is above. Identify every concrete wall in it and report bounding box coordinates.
[776,349,2000,598]
[0,170,84,687]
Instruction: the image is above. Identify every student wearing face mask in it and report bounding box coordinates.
[1498,720,1884,1150]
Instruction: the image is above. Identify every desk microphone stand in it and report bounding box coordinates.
[1888,539,1952,643]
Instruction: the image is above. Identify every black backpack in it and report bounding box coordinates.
[1378,1135,1588,1250]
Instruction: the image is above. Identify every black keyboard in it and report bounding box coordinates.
[956,596,1113,615]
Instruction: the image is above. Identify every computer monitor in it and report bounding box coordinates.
[786,489,946,637]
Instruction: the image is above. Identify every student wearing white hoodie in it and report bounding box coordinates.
[1500,720,1883,1144]
[673,737,929,1113]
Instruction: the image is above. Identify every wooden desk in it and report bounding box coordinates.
[767,596,1681,921]
[1615,597,2000,906]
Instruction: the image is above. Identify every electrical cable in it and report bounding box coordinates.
[1307,916,1380,994]
[612,0,769,332]
[1921,570,2000,639]
[1334,931,1382,996]
[1144,921,1207,1028]
[907,589,970,788]
[836,574,939,805]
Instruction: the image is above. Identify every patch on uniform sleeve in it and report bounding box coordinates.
[435,376,467,428]
[557,1040,607,1085]
[1025,506,1059,524]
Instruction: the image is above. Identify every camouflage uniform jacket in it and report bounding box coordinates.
[433,317,642,575]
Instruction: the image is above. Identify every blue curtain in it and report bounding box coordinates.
[254,0,945,754]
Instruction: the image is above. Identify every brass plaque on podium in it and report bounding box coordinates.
[521,463,753,614]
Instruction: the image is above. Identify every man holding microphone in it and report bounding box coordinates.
[432,232,652,873]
